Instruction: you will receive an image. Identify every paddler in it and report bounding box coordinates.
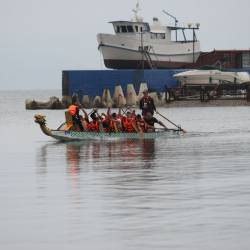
[122,111,139,133]
[87,109,101,132]
[109,113,120,133]
[81,108,90,131]
[135,114,146,133]
[99,113,110,132]
[139,89,156,116]
[68,100,84,131]
[144,112,167,132]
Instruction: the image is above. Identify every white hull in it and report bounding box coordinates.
[97,28,200,69]
[174,70,250,85]
[99,44,200,63]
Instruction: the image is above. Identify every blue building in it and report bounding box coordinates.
[62,69,183,99]
[62,68,250,100]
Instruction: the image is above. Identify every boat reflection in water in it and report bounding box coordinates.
[36,140,156,203]
[37,139,156,175]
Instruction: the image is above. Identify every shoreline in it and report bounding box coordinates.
[163,99,250,108]
[25,97,250,110]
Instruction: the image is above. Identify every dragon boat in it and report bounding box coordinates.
[34,114,183,141]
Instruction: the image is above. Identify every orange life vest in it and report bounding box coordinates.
[87,121,99,132]
[123,117,135,133]
[68,105,78,116]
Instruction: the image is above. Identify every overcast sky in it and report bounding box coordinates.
[0,0,250,90]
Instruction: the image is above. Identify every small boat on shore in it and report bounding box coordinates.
[174,68,250,86]
[34,114,182,141]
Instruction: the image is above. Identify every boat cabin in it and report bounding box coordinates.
[110,21,150,34]
[109,19,199,44]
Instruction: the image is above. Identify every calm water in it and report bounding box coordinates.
[1,90,250,250]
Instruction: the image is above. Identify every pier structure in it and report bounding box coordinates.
[26,69,250,109]
[61,69,179,108]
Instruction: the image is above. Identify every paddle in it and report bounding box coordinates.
[156,111,187,133]
[121,107,128,116]
[121,106,133,115]
[87,109,96,116]
[155,127,181,132]
[87,111,93,116]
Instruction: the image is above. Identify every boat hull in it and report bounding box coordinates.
[99,43,200,69]
[174,70,250,85]
[50,130,181,141]
[103,59,194,69]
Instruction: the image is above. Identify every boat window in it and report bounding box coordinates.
[159,33,165,39]
[121,26,127,33]
[140,26,143,32]
[151,33,157,39]
[135,25,138,32]
[151,33,165,39]
[127,25,134,33]
[144,24,150,32]
[116,26,120,33]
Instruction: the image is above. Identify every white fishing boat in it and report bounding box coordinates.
[97,2,200,69]
[174,69,250,86]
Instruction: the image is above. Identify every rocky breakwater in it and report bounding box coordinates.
[25,96,65,110]
[26,82,250,110]
[26,83,167,110]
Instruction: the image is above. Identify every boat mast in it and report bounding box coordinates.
[141,30,144,70]
[133,1,145,70]
[190,25,198,63]
[132,0,141,22]
[162,10,178,41]
[193,28,195,63]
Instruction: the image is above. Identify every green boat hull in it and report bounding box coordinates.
[50,130,182,141]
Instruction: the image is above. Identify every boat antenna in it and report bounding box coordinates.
[162,10,178,41]
[132,0,141,22]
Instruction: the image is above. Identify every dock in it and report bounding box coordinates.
[25,69,250,109]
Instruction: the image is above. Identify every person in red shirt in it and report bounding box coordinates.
[139,90,156,116]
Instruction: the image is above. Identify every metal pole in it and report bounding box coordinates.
[141,31,144,70]
[162,10,178,42]
[192,28,195,63]
[175,19,178,41]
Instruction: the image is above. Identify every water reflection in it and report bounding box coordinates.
[36,140,157,206]
[37,139,156,175]
[66,143,81,175]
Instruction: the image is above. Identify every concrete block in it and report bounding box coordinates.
[102,89,113,108]
[92,96,102,108]
[82,95,90,108]
[138,82,149,99]
[62,95,72,107]
[126,84,137,106]
[113,85,126,108]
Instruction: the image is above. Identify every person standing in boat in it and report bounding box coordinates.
[139,89,156,116]
[68,100,84,131]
